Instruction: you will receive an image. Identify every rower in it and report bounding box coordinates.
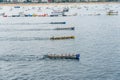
[76,54,80,60]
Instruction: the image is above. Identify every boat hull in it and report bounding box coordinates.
[50,36,75,40]
[43,54,80,60]
[55,27,75,30]
[50,22,66,24]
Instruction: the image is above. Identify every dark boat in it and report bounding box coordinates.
[50,36,75,40]
[107,10,118,15]
[14,6,20,8]
[54,27,75,30]
[12,15,20,17]
[50,15,59,17]
[43,54,80,60]
[50,22,66,24]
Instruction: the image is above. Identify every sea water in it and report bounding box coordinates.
[0,16,120,80]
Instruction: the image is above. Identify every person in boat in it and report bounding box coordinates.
[76,54,80,59]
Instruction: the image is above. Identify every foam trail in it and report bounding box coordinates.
[0,27,74,32]
[0,29,53,32]
[0,55,44,61]
[0,22,66,25]
[0,37,49,41]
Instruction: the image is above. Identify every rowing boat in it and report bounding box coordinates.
[43,54,80,60]
[54,27,74,30]
[50,36,75,40]
[50,22,66,24]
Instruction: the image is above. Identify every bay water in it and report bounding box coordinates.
[0,16,120,80]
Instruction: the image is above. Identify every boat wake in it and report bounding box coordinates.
[0,22,66,25]
[0,55,44,61]
[0,36,75,41]
[0,27,74,32]
[0,54,80,61]
[0,37,49,41]
[0,29,53,32]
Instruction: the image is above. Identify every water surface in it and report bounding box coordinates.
[0,16,120,80]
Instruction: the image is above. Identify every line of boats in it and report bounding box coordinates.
[48,21,78,60]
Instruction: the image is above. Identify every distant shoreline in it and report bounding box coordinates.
[0,2,120,6]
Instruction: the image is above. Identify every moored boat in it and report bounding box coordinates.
[107,10,118,15]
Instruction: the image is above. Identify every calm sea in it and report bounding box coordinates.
[0,16,120,80]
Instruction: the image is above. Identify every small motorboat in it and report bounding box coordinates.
[43,54,80,60]
[50,36,75,40]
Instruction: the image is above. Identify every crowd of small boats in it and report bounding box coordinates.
[0,3,119,17]
[107,10,118,15]
[0,6,70,17]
